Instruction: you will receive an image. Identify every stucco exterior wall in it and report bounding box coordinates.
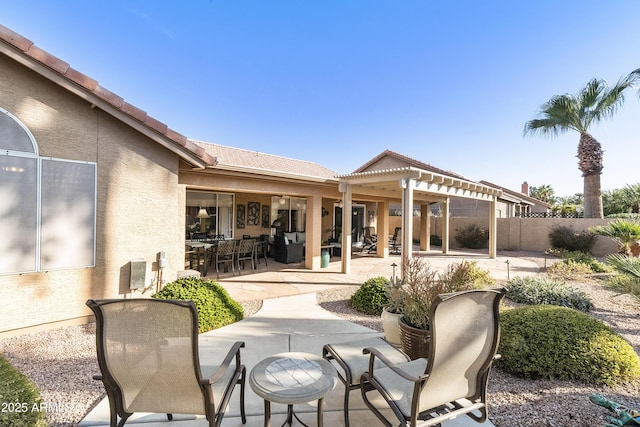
[0,54,185,337]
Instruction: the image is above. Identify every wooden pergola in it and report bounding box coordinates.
[337,167,503,273]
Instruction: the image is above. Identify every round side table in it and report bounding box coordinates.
[250,352,338,427]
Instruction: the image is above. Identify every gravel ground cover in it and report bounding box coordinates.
[1,252,639,426]
[317,252,640,427]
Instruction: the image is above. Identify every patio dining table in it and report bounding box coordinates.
[185,240,217,276]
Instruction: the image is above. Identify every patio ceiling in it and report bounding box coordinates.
[338,166,503,202]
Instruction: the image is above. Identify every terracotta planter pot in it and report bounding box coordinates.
[399,319,430,360]
[381,307,403,345]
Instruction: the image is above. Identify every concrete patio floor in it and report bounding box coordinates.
[80,249,541,427]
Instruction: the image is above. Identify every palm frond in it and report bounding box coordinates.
[524,95,581,137]
[593,75,635,121]
[605,253,640,279]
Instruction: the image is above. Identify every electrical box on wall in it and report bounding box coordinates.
[130,259,147,290]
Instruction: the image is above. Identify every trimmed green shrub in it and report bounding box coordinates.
[547,259,596,280]
[454,224,488,249]
[0,354,47,427]
[153,277,244,333]
[430,234,442,246]
[506,276,594,312]
[498,305,640,386]
[548,225,596,253]
[350,276,390,315]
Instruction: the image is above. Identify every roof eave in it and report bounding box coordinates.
[0,35,211,169]
[213,163,339,183]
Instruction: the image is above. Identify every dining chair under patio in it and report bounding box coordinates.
[214,239,236,278]
[235,238,255,274]
[86,298,246,427]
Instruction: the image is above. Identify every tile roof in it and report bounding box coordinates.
[190,140,339,181]
[0,24,216,167]
[479,180,553,207]
[353,149,469,180]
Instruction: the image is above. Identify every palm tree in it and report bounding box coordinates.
[590,219,640,255]
[524,76,636,218]
[623,183,640,213]
[529,184,555,203]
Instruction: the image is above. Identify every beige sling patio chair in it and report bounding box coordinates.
[322,336,410,427]
[86,298,246,427]
[360,288,506,427]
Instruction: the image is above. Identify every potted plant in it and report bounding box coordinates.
[398,258,492,359]
[381,271,405,345]
[397,257,443,359]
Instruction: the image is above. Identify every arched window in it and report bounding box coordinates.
[0,108,96,274]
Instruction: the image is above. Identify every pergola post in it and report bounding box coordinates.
[489,197,497,259]
[441,197,450,254]
[305,193,322,270]
[420,204,430,251]
[376,200,389,258]
[400,178,414,267]
[340,183,352,274]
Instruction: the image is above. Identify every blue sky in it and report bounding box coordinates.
[3,1,640,197]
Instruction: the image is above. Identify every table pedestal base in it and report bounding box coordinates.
[264,398,324,427]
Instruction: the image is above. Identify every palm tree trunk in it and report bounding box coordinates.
[583,174,603,218]
[578,133,604,218]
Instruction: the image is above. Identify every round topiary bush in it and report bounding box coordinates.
[153,277,244,333]
[350,276,390,315]
[498,305,640,386]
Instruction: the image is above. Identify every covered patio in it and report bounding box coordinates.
[337,167,503,273]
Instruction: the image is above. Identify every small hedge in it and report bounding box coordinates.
[350,276,389,315]
[153,277,244,333]
[0,354,47,427]
[498,305,640,386]
[506,276,594,312]
[548,225,596,253]
[454,224,489,249]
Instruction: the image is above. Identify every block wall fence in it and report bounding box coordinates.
[388,216,619,257]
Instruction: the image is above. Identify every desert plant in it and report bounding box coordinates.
[400,257,489,330]
[439,259,494,291]
[384,272,405,314]
[506,276,594,312]
[606,274,640,300]
[561,250,611,273]
[498,305,640,386]
[606,253,640,278]
[590,219,640,255]
[152,277,244,333]
[0,354,48,427]
[548,225,596,253]
[350,276,389,315]
[605,254,640,299]
[399,257,443,330]
[454,224,489,249]
[547,259,597,280]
